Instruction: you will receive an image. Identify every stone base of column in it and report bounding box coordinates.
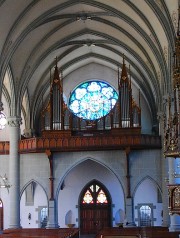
[8,225,21,229]
[161,220,169,227]
[46,199,59,229]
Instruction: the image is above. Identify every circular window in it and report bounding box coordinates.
[69,81,118,120]
[0,112,7,130]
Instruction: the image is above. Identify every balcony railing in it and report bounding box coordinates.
[0,134,161,154]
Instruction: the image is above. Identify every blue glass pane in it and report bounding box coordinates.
[69,81,118,120]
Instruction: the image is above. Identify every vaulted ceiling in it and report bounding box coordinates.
[0,0,178,131]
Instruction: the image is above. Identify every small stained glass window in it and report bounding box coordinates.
[69,81,118,120]
[97,189,108,204]
[0,112,7,130]
[83,190,93,204]
[82,182,109,205]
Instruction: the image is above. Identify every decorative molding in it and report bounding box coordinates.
[17,134,161,154]
[163,46,168,62]
[7,117,22,127]
[172,10,178,32]
[157,111,165,121]
[0,102,3,111]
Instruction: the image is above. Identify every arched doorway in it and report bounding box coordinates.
[0,199,3,230]
[79,180,111,234]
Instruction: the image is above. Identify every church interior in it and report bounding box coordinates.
[0,1,180,238]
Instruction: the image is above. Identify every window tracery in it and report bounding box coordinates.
[82,182,108,204]
[69,81,118,121]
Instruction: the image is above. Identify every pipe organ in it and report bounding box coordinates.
[41,57,141,137]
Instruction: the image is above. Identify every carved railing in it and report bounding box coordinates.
[0,134,161,154]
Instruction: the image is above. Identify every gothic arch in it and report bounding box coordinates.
[55,156,125,201]
[132,175,162,198]
[79,179,112,234]
[20,179,48,201]
[79,179,112,205]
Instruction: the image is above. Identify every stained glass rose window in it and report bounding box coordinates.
[69,81,118,120]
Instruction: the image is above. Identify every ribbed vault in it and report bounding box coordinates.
[0,0,178,132]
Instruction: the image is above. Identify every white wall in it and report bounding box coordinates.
[57,159,124,228]
[0,148,164,229]
[134,178,163,226]
[20,184,48,228]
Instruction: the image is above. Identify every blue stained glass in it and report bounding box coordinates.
[69,81,118,120]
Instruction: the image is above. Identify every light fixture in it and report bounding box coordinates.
[76,14,91,22]
[0,111,7,130]
[83,41,96,47]
[0,174,11,191]
[28,213,31,220]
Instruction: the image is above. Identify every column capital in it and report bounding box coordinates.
[0,102,4,111]
[157,111,165,121]
[8,116,22,127]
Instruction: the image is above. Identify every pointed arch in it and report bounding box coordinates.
[79,179,112,205]
[132,175,162,197]
[55,157,125,201]
[20,179,48,201]
[79,179,112,234]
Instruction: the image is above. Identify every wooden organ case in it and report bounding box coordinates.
[41,57,141,139]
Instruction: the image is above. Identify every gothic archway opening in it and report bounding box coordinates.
[79,180,112,234]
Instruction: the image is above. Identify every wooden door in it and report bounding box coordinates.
[0,200,3,230]
[80,181,111,234]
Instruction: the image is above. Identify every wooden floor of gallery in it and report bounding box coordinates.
[0,228,79,238]
[0,227,179,238]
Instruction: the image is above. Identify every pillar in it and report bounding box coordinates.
[125,197,136,226]
[8,116,21,229]
[45,150,59,228]
[161,158,170,227]
[46,199,59,228]
[124,148,136,226]
[157,111,170,226]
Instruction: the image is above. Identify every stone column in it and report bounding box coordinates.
[45,150,59,228]
[124,149,136,226]
[157,111,169,227]
[8,116,21,229]
[169,158,180,231]
[161,158,170,227]
[125,197,136,226]
[46,199,59,228]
